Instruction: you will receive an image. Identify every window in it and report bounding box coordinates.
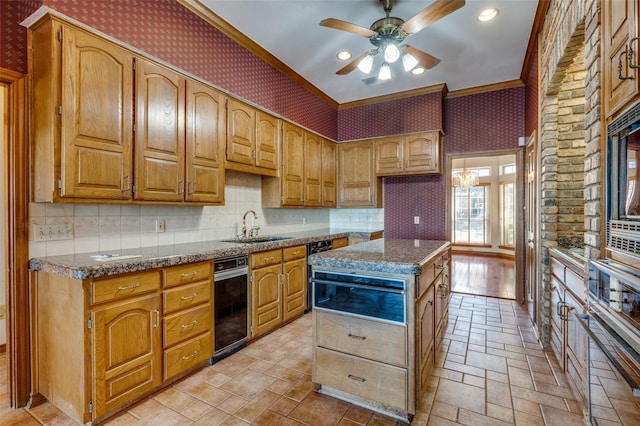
[501,164,516,175]
[452,166,491,177]
[452,185,489,245]
[500,182,515,247]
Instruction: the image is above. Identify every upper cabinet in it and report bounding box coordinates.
[603,0,640,119]
[338,140,382,208]
[29,16,225,205]
[375,131,442,176]
[321,138,337,208]
[226,98,279,176]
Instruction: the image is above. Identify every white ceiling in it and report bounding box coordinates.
[196,0,538,105]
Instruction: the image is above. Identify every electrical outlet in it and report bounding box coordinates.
[33,224,74,241]
[0,304,6,320]
[155,219,166,233]
[413,216,420,225]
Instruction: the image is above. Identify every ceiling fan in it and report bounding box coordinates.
[320,0,465,79]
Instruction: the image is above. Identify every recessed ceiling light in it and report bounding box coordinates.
[411,67,425,75]
[477,8,499,22]
[336,50,352,61]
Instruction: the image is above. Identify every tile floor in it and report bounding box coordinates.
[1,293,593,425]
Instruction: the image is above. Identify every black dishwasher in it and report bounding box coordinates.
[212,255,248,363]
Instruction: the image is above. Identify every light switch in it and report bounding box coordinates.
[413,216,420,224]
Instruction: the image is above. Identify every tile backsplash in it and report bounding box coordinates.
[29,171,384,258]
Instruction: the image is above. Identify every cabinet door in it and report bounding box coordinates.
[603,0,638,118]
[227,99,255,166]
[338,140,380,208]
[92,293,161,419]
[549,278,565,369]
[252,264,283,337]
[255,110,279,170]
[305,131,322,207]
[135,59,185,201]
[565,290,587,399]
[60,26,133,199]
[281,122,305,206]
[283,257,307,321]
[321,138,337,207]
[375,137,403,175]
[405,132,441,174]
[185,79,225,203]
[416,285,435,398]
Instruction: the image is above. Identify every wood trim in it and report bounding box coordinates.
[520,0,550,83]
[176,0,339,110]
[337,83,447,110]
[446,79,524,99]
[1,67,30,407]
[451,250,516,261]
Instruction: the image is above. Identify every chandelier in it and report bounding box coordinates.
[452,162,479,189]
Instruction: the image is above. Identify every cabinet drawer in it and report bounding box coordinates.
[283,245,306,261]
[314,347,407,411]
[163,304,212,348]
[418,263,436,298]
[164,261,212,288]
[252,249,282,268]
[332,237,349,249]
[163,281,212,314]
[550,257,565,281]
[565,267,586,301]
[91,270,161,305]
[315,310,406,367]
[164,333,212,380]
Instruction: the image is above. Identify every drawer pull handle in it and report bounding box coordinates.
[182,350,199,360]
[117,283,140,291]
[348,333,366,340]
[153,309,160,328]
[181,271,199,278]
[265,256,274,262]
[347,374,366,383]
[181,293,197,301]
[182,320,198,329]
[292,251,300,255]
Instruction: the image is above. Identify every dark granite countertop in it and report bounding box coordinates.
[29,229,383,280]
[307,238,450,275]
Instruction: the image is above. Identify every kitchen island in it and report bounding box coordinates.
[307,238,451,422]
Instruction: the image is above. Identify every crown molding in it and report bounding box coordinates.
[338,83,448,110]
[446,79,524,99]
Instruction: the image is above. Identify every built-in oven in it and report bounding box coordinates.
[305,239,333,312]
[311,269,407,324]
[212,255,248,363]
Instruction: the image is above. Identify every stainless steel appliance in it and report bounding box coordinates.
[311,269,407,324]
[306,239,333,312]
[212,255,248,363]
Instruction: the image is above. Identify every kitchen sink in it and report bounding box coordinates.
[220,236,293,244]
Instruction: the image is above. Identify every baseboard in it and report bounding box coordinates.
[451,250,515,260]
[0,343,5,354]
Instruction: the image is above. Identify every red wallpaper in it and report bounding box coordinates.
[1,0,338,139]
[337,91,443,141]
[384,87,525,239]
[525,50,539,137]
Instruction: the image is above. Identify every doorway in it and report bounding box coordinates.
[447,150,524,301]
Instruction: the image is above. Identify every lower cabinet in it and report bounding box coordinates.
[332,236,349,249]
[250,245,307,338]
[32,262,214,424]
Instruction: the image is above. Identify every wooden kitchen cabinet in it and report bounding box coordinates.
[603,0,640,119]
[332,236,349,249]
[30,17,134,202]
[337,140,382,208]
[375,131,442,176]
[226,98,279,176]
[250,245,307,338]
[305,131,323,207]
[281,122,305,206]
[416,284,435,397]
[322,138,337,207]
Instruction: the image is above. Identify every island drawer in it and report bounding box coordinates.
[332,237,349,249]
[251,249,283,268]
[315,310,407,367]
[283,245,306,261]
[90,270,161,305]
[314,347,407,411]
[164,261,212,288]
[163,304,212,348]
[163,281,212,314]
[163,332,212,380]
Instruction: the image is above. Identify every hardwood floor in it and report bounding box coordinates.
[451,254,515,299]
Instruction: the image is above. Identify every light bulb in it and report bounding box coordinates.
[357,54,374,74]
[402,53,419,71]
[378,63,392,80]
[384,43,400,63]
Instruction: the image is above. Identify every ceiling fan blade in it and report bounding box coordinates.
[336,51,371,75]
[401,0,465,35]
[403,45,440,69]
[320,18,376,37]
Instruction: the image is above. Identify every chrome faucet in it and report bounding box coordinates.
[242,210,260,239]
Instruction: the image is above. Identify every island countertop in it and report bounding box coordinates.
[29,228,382,280]
[307,238,450,275]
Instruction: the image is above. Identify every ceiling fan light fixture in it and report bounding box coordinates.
[336,50,352,61]
[379,63,392,80]
[383,42,400,63]
[477,8,499,22]
[402,52,419,71]
[411,66,425,75]
[357,54,375,74]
